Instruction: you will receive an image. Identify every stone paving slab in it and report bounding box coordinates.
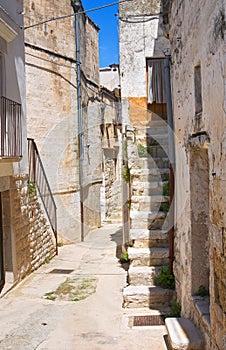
[0,224,169,350]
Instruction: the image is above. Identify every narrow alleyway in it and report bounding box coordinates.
[0,224,169,350]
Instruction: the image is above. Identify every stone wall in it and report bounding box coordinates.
[169,0,226,349]
[100,89,122,223]
[84,17,99,85]
[10,176,56,282]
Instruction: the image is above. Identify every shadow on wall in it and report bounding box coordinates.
[110,227,123,257]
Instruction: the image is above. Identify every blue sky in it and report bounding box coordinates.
[82,1,119,67]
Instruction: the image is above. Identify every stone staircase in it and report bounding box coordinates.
[123,119,174,309]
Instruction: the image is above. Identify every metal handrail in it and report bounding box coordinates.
[0,96,22,158]
[27,138,57,253]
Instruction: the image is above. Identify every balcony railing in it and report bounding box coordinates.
[28,138,57,254]
[0,96,22,159]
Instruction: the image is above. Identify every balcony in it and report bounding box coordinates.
[0,96,22,161]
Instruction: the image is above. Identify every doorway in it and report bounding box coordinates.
[190,148,210,295]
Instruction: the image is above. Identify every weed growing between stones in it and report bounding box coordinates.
[43,276,97,302]
[27,180,36,195]
[195,285,209,297]
[122,166,130,183]
[137,143,147,158]
[167,299,181,317]
[120,251,130,263]
[156,265,175,289]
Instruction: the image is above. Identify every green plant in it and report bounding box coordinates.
[43,276,97,302]
[163,180,170,196]
[169,299,181,317]
[120,252,130,263]
[195,285,209,297]
[27,180,36,195]
[156,265,175,289]
[44,255,52,264]
[57,241,64,247]
[122,166,130,183]
[126,199,131,210]
[122,140,127,153]
[43,291,56,301]
[137,143,147,158]
[160,201,170,213]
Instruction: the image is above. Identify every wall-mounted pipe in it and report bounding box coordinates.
[72,1,84,241]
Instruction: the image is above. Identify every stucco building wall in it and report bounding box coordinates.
[169,0,226,348]
[119,0,169,126]
[120,0,168,99]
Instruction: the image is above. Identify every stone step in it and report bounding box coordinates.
[131,195,169,212]
[138,157,169,169]
[128,247,169,266]
[128,265,161,286]
[123,285,174,308]
[107,212,122,220]
[104,217,122,224]
[136,119,168,129]
[147,118,168,126]
[130,211,168,230]
[136,134,169,146]
[130,229,169,248]
[135,125,168,137]
[132,181,167,196]
[130,168,169,182]
[148,145,169,158]
[135,145,169,158]
[165,317,204,350]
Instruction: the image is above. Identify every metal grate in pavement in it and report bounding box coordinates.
[133,315,165,327]
[49,269,74,274]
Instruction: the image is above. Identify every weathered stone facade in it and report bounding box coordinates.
[24,0,101,241]
[100,87,122,224]
[10,176,56,281]
[169,0,226,349]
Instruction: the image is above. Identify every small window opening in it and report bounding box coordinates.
[194,65,203,115]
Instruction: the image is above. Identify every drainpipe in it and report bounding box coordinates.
[72,1,84,241]
[164,54,175,273]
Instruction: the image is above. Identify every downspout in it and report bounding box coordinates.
[164,54,175,273]
[72,1,84,241]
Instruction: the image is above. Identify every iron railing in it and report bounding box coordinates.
[28,138,57,252]
[0,96,22,159]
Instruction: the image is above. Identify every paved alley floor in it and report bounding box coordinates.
[0,224,169,350]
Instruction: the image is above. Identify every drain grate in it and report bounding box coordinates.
[49,269,74,274]
[133,315,165,327]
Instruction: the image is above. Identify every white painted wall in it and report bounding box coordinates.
[0,1,28,176]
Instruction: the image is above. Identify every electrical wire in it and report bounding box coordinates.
[118,16,159,23]
[117,12,161,24]
[24,0,133,30]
